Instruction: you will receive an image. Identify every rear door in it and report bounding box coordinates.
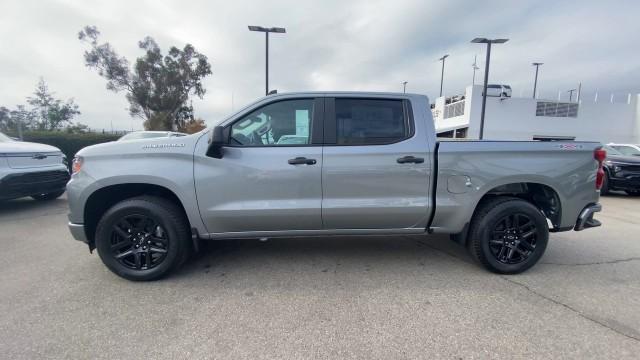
[321,97,432,231]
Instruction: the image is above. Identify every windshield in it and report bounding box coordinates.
[611,145,640,156]
[119,132,168,141]
[0,132,14,143]
[603,145,623,156]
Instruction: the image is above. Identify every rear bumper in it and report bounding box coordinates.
[68,222,88,243]
[574,203,602,231]
[0,169,69,200]
[609,176,640,191]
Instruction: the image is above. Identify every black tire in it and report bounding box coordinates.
[95,196,191,281]
[467,196,549,274]
[600,172,610,195]
[625,190,640,196]
[31,189,65,201]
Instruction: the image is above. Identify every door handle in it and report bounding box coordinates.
[397,156,424,164]
[288,157,317,165]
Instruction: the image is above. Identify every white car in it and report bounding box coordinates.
[485,84,512,98]
[118,131,186,141]
[607,143,640,156]
[0,132,69,201]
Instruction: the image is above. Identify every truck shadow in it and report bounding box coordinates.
[173,234,477,283]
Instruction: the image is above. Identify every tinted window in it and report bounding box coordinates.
[612,145,640,156]
[335,99,407,145]
[487,85,502,89]
[603,145,623,156]
[230,99,313,146]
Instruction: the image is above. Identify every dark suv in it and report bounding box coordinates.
[602,145,640,196]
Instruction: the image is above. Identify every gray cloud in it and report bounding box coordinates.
[1,0,638,130]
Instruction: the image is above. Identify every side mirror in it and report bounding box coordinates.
[206,126,226,159]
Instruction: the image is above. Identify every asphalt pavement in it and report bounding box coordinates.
[1,194,639,359]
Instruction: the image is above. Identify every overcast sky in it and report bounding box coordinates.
[1,0,638,130]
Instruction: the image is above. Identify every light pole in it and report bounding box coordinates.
[402,81,408,93]
[567,89,577,102]
[532,62,543,99]
[472,54,480,86]
[248,25,286,95]
[471,37,509,140]
[439,54,449,97]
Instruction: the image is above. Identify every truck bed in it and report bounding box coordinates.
[430,140,601,234]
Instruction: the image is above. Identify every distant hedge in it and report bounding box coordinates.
[15,131,120,164]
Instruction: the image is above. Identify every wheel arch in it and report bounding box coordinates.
[477,182,562,228]
[451,181,563,246]
[83,183,193,249]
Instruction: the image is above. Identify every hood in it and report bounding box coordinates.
[76,133,199,158]
[606,154,640,164]
[0,140,61,155]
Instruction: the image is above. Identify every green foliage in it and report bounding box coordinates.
[78,26,212,131]
[27,79,81,130]
[11,131,120,163]
[1,79,84,133]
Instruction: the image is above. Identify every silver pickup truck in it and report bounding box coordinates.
[67,92,604,281]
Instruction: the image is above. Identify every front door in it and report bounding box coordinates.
[194,98,324,235]
[321,97,432,231]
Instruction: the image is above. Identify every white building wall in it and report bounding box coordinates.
[435,85,640,143]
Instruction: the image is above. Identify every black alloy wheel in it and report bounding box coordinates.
[488,213,537,265]
[95,196,190,281]
[110,214,169,270]
[467,196,549,274]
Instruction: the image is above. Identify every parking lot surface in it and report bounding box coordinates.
[1,194,639,359]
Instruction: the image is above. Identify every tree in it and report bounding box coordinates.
[183,118,207,134]
[0,107,12,132]
[78,26,212,131]
[27,79,80,131]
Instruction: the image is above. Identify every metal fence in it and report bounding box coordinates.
[444,100,465,119]
[535,101,579,118]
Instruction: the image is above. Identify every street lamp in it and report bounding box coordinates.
[438,54,449,97]
[248,25,286,95]
[402,81,408,93]
[471,37,509,140]
[532,62,543,99]
[567,89,577,102]
[472,54,480,86]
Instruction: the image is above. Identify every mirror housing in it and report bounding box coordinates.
[206,126,226,158]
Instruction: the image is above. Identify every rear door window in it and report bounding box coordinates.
[334,99,409,145]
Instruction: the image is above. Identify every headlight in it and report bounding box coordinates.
[613,165,622,173]
[72,156,83,174]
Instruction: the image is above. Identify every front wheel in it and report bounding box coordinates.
[467,197,549,274]
[95,196,191,281]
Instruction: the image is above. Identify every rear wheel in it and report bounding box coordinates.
[31,189,65,201]
[468,197,549,274]
[95,196,190,281]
